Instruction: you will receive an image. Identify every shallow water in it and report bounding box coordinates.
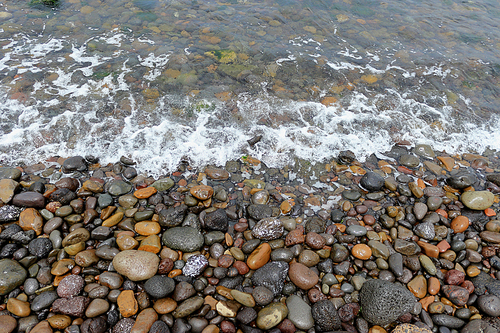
[1,0,499,174]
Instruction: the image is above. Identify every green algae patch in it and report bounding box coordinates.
[30,0,60,8]
[205,50,237,64]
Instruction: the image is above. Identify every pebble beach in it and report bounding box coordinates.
[0,145,500,333]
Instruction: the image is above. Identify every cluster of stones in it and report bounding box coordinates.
[0,146,499,333]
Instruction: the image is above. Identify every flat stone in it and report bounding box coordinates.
[12,192,45,208]
[152,178,174,191]
[0,179,19,204]
[461,191,495,210]
[286,294,314,330]
[256,302,288,330]
[0,314,18,332]
[108,180,132,196]
[162,226,204,252]
[431,314,464,329]
[173,296,204,318]
[0,258,27,295]
[477,294,500,317]
[85,299,110,318]
[117,290,138,318]
[112,250,159,281]
[0,167,22,180]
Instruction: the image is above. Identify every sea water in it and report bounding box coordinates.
[1,0,499,174]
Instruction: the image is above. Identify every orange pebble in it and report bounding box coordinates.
[133,187,157,199]
[428,277,440,295]
[485,208,496,217]
[417,178,426,189]
[351,244,372,260]
[436,240,450,253]
[451,216,469,233]
[335,223,346,233]
[168,269,182,278]
[435,209,448,218]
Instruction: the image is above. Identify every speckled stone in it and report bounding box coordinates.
[251,217,284,240]
[162,227,204,252]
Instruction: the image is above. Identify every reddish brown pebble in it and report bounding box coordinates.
[233,261,250,275]
[158,258,174,275]
[308,287,327,303]
[460,280,475,294]
[305,232,326,250]
[218,254,235,268]
[451,216,469,233]
[441,285,469,306]
[234,222,248,232]
[277,319,296,333]
[285,228,305,246]
[288,262,319,290]
[363,215,376,225]
[220,320,236,333]
[444,269,465,285]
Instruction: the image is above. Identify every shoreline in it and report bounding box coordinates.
[0,144,499,333]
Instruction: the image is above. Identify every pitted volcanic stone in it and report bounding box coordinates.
[472,272,500,298]
[311,299,341,331]
[162,226,204,252]
[359,279,416,325]
[251,261,289,297]
[28,237,53,258]
[159,205,187,227]
[447,172,477,189]
[251,217,284,240]
[144,275,175,298]
[247,204,273,220]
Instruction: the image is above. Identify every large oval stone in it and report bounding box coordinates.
[461,191,494,210]
[112,250,159,281]
[0,259,27,295]
[162,227,204,252]
[256,302,288,330]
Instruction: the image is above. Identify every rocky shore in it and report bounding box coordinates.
[0,144,500,333]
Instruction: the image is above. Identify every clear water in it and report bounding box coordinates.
[1,0,500,174]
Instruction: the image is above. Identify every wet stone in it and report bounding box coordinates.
[286,294,314,330]
[251,261,289,297]
[359,279,416,325]
[252,286,274,306]
[431,314,464,329]
[204,209,228,231]
[182,254,208,277]
[0,167,22,180]
[13,192,45,208]
[477,294,500,317]
[112,250,159,281]
[62,156,87,172]
[31,290,58,311]
[0,258,27,295]
[108,180,132,196]
[28,238,53,258]
[311,299,341,331]
[461,191,495,210]
[0,205,21,222]
[57,274,84,297]
[247,204,273,220]
[360,172,385,191]
[162,227,204,252]
[251,217,284,240]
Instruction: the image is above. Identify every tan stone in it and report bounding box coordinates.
[131,308,158,333]
[30,320,53,333]
[116,235,139,251]
[19,208,43,235]
[135,221,161,235]
[118,290,138,317]
[51,259,75,276]
[230,290,255,307]
[138,234,162,253]
[64,241,85,255]
[153,297,177,314]
[47,314,72,329]
[102,212,124,227]
[0,314,18,332]
[190,185,214,200]
[7,297,31,317]
[407,275,427,298]
[216,300,241,318]
[0,179,19,204]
